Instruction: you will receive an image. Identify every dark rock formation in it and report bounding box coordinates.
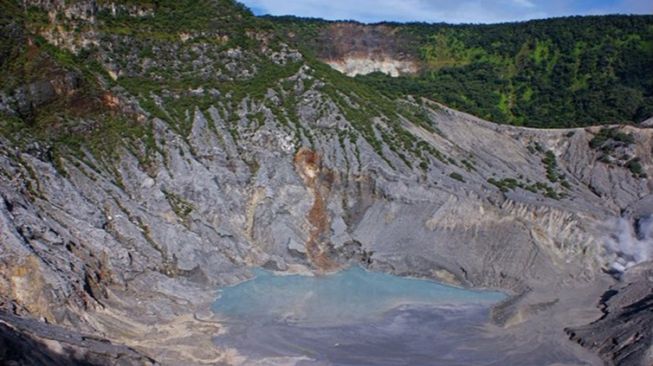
[567,262,653,366]
[0,311,156,366]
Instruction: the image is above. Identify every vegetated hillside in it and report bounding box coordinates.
[269,15,653,128]
[0,0,259,148]
[0,0,462,173]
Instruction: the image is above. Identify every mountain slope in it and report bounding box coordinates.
[0,1,652,365]
[272,15,653,127]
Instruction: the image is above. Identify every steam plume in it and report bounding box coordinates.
[605,215,653,272]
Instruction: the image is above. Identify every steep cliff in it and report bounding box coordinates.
[0,1,652,365]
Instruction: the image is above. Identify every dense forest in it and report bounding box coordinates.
[269,15,653,127]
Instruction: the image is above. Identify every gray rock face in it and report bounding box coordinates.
[1,98,651,364]
[1,1,652,364]
[642,117,653,128]
[567,262,653,366]
[0,311,156,366]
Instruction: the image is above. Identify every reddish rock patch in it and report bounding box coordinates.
[293,148,338,271]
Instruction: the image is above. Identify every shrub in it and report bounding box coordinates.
[626,158,646,178]
[449,172,465,182]
[542,150,559,182]
[590,128,635,150]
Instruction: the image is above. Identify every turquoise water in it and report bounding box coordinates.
[211,269,588,365]
[213,267,505,326]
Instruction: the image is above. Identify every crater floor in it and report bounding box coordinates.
[211,268,592,365]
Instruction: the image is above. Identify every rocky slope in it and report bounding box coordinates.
[303,22,419,77]
[0,1,652,365]
[568,262,653,366]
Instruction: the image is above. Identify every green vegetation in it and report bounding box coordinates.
[487,177,563,199]
[589,127,635,150]
[163,190,194,220]
[542,150,560,183]
[2,0,650,189]
[0,2,161,174]
[461,158,476,172]
[273,15,653,127]
[449,172,465,182]
[626,158,646,178]
[3,0,418,174]
[487,177,520,192]
[97,0,256,45]
[301,57,446,167]
[588,127,642,172]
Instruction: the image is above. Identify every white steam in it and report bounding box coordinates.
[604,215,653,272]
